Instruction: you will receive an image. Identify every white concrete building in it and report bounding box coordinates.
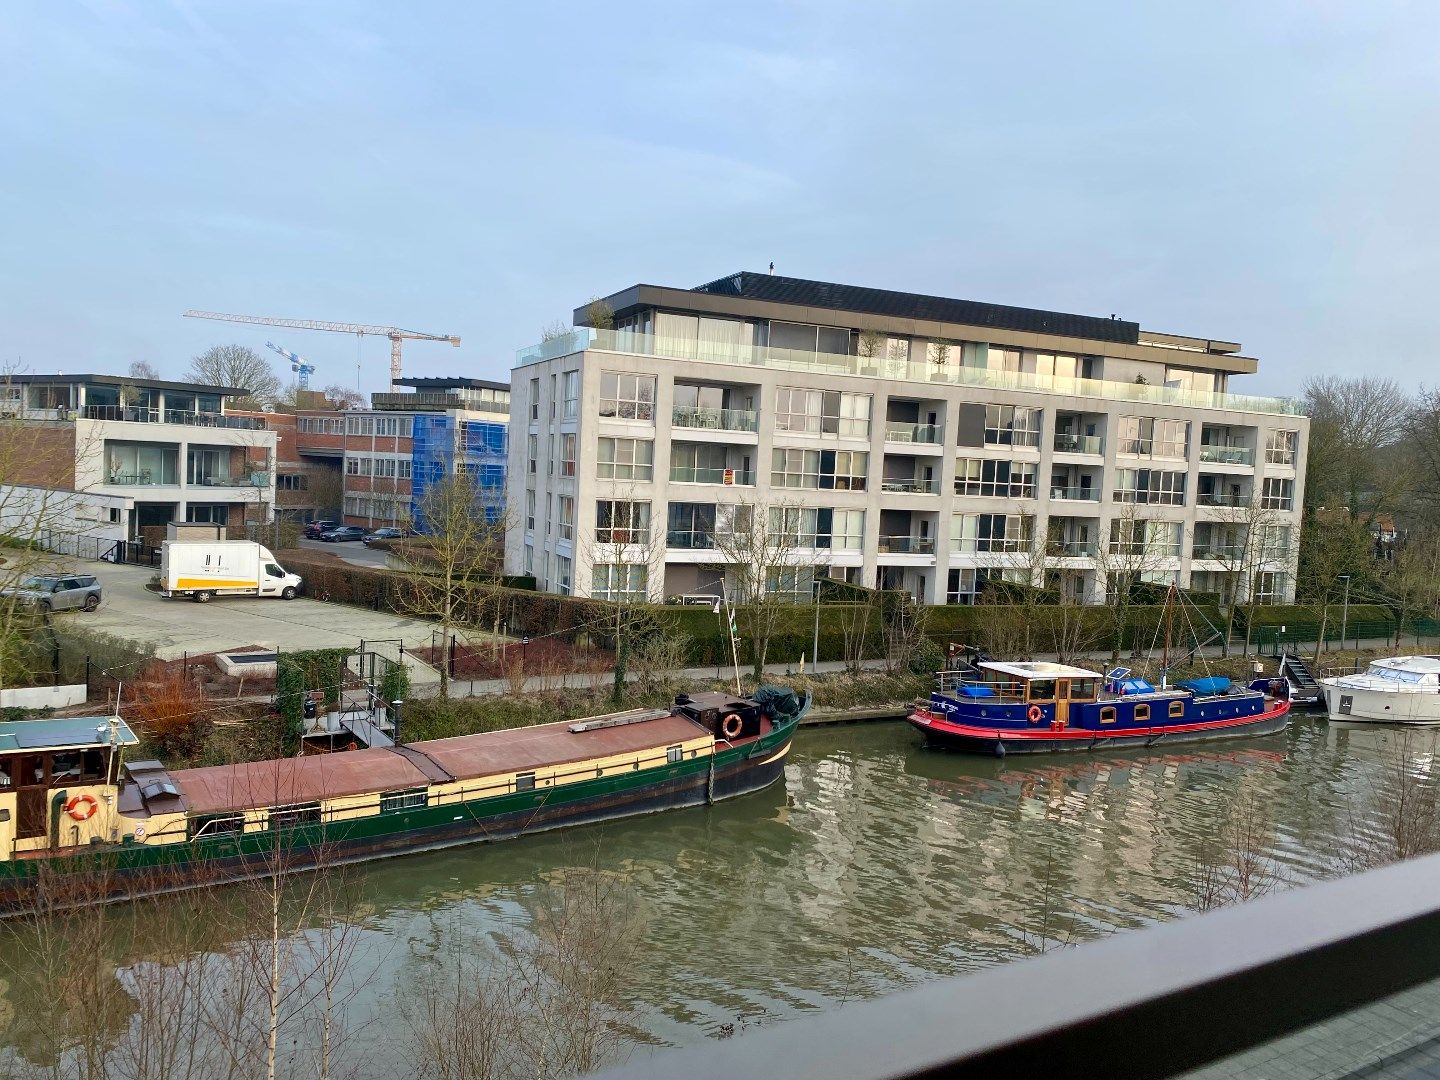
[506,273,1307,607]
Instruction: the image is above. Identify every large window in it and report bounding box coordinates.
[297,416,345,435]
[946,567,1028,604]
[555,554,572,595]
[561,370,580,421]
[1261,478,1294,510]
[1165,368,1217,394]
[1118,416,1189,458]
[953,458,1037,498]
[1109,519,1183,558]
[560,433,577,477]
[768,320,851,356]
[1113,468,1186,505]
[597,437,654,480]
[767,507,864,549]
[1265,429,1299,466]
[666,502,716,549]
[599,373,656,421]
[557,496,574,541]
[1252,571,1286,603]
[1258,524,1293,559]
[774,388,871,437]
[104,441,178,485]
[951,513,1034,553]
[670,442,730,484]
[596,500,650,544]
[593,564,647,602]
[984,405,1041,448]
[769,449,867,491]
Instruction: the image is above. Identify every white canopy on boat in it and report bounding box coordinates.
[978,661,1104,681]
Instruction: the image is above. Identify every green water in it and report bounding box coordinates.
[0,715,1426,1072]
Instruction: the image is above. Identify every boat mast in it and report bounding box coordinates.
[1162,586,1176,688]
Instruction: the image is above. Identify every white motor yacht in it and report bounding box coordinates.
[1320,656,1440,724]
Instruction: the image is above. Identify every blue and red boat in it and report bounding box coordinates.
[908,659,1291,756]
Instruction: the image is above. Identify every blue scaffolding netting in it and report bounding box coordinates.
[411,415,508,529]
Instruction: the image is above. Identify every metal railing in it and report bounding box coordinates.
[1049,485,1099,501]
[587,852,1440,1080]
[884,422,943,445]
[671,405,759,432]
[668,466,754,486]
[1198,444,1255,465]
[1053,432,1104,454]
[881,478,941,495]
[877,535,935,555]
[81,405,267,429]
[105,472,176,486]
[1191,545,1245,560]
[665,530,716,550]
[1197,492,1247,507]
[517,329,1307,417]
[1049,540,1098,556]
[370,391,508,413]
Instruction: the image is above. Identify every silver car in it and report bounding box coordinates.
[1,574,102,613]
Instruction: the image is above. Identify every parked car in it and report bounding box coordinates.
[304,519,340,539]
[0,575,102,613]
[362,527,407,546]
[319,526,366,543]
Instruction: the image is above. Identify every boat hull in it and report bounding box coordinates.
[908,700,1292,756]
[0,721,796,912]
[1320,681,1440,725]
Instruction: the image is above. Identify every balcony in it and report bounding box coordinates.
[191,472,272,488]
[106,472,173,487]
[668,466,755,486]
[518,330,1307,417]
[1199,445,1255,465]
[1197,492,1247,507]
[881,478,941,495]
[371,391,508,413]
[666,530,715,550]
[671,406,759,433]
[877,535,935,555]
[1049,485,1099,502]
[1053,433,1104,455]
[884,422,942,445]
[81,405,266,430]
[1048,540,1098,557]
[1192,544,1245,560]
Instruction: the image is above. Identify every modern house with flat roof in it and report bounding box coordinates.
[507,272,1307,606]
[0,373,278,555]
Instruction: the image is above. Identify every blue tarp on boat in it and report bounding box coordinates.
[1113,678,1156,695]
[1177,676,1232,696]
[956,685,995,698]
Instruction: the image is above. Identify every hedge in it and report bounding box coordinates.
[1240,603,1392,628]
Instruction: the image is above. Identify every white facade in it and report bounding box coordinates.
[507,328,1307,607]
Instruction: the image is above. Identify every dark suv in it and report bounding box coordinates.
[304,519,340,539]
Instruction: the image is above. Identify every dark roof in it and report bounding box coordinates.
[0,716,138,752]
[392,376,509,393]
[690,271,1140,345]
[16,373,250,396]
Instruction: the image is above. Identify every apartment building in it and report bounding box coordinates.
[0,373,277,549]
[294,377,510,528]
[507,272,1308,607]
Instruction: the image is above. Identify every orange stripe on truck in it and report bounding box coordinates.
[174,578,260,589]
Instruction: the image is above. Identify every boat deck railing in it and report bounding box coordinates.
[935,671,1027,701]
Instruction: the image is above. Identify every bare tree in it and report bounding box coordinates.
[127,360,161,381]
[1198,496,1294,655]
[1302,375,1410,515]
[583,501,664,704]
[1188,790,1282,912]
[1092,501,1179,662]
[187,345,282,408]
[540,321,573,343]
[322,384,366,411]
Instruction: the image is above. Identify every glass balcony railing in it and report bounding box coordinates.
[1197,492,1247,507]
[881,478,941,495]
[1199,445,1255,465]
[1192,544,1246,560]
[666,530,716,550]
[517,329,1306,417]
[1049,485,1099,501]
[189,472,272,488]
[106,472,176,486]
[82,405,266,430]
[1048,540,1098,556]
[1054,433,1104,455]
[668,466,754,486]
[884,422,943,445]
[877,535,936,555]
[671,406,759,433]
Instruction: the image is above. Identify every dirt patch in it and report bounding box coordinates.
[416,638,611,680]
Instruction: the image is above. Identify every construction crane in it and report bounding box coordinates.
[183,310,460,390]
[265,342,317,389]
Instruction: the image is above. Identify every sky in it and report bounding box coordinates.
[1,1,1436,397]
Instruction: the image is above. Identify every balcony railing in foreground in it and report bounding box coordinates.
[881,478,941,495]
[671,405,759,432]
[588,851,1440,1080]
[80,405,266,429]
[877,535,935,555]
[518,329,1307,417]
[1054,432,1104,454]
[1199,444,1255,465]
[884,422,943,445]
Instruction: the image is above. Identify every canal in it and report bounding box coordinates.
[0,714,1428,1073]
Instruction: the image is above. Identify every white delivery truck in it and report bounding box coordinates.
[159,540,303,603]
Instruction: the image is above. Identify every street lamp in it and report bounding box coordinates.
[1338,574,1352,652]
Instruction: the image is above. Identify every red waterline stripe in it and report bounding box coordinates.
[910,701,1291,741]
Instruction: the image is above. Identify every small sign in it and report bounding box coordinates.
[722,468,734,486]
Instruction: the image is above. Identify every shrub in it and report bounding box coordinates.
[127,672,212,759]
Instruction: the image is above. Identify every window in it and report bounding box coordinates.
[599,372,656,421]
[593,563,648,602]
[671,442,730,484]
[191,813,244,838]
[946,566,1027,604]
[767,507,864,549]
[555,554,572,594]
[1134,704,1151,722]
[1113,469,1186,505]
[524,542,534,574]
[774,387,871,437]
[1261,477,1294,510]
[561,370,579,420]
[1109,519,1183,558]
[596,500,650,544]
[953,458,1037,498]
[557,496,574,541]
[529,377,540,422]
[667,502,717,549]
[398,458,412,480]
[1165,368,1217,394]
[276,473,307,491]
[269,802,322,831]
[951,513,1034,553]
[984,405,1041,447]
[549,374,557,419]
[380,789,427,813]
[597,437,653,480]
[515,772,536,792]
[666,745,683,765]
[1169,700,1185,718]
[373,457,397,479]
[527,434,537,476]
[1258,524,1292,559]
[1100,706,1117,724]
[547,434,554,476]
[1253,571,1285,603]
[768,449,867,490]
[526,490,536,532]
[265,564,286,578]
[1118,417,1189,458]
[104,441,179,485]
[560,433,577,477]
[1265,429,1299,466]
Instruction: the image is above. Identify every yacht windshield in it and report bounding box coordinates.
[1366,665,1427,684]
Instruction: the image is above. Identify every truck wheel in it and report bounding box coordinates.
[194,591,214,604]
[281,586,297,600]
[83,595,100,612]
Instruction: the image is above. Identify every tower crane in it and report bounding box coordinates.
[183,310,460,390]
[265,342,317,389]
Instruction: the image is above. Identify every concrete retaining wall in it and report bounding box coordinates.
[0,683,88,710]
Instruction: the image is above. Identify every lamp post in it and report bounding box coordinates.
[390,699,404,745]
[1338,574,1352,652]
[812,577,822,676]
